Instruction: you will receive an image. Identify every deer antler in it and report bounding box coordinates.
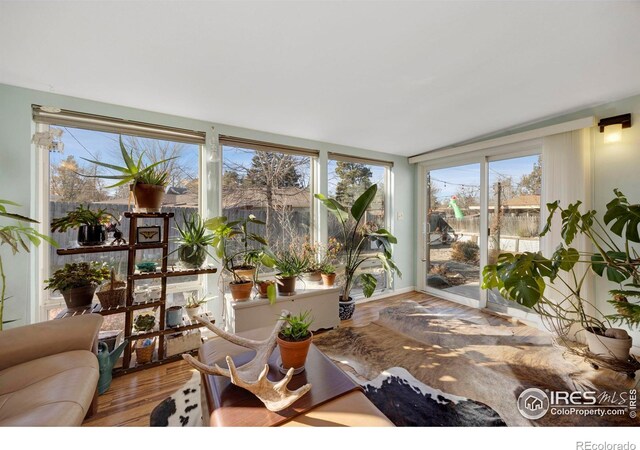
[182,311,312,412]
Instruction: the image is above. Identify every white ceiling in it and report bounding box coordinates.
[2,1,640,156]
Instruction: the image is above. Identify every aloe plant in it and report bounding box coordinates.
[315,184,401,300]
[172,212,215,267]
[80,136,176,187]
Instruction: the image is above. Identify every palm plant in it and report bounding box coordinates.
[1,200,56,329]
[315,184,401,302]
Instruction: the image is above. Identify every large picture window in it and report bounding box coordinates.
[327,154,391,294]
[220,137,316,253]
[35,108,205,319]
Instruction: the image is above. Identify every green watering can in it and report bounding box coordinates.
[97,340,128,395]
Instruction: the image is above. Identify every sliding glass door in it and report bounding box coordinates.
[424,163,482,303]
[486,154,542,312]
[419,144,542,312]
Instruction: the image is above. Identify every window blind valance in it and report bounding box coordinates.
[328,152,394,168]
[32,105,207,145]
[219,135,319,158]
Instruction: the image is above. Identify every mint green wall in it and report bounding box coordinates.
[0,83,415,327]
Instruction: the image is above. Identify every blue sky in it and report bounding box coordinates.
[51,126,199,178]
[429,155,539,203]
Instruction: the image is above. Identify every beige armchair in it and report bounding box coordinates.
[0,314,103,426]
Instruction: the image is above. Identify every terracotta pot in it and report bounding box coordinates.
[78,225,106,246]
[585,328,632,361]
[232,266,256,281]
[257,280,275,298]
[321,272,336,287]
[133,183,165,212]
[229,280,253,301]
[61,284,97,310]
[275,275,297,295]
[277,332,313,371]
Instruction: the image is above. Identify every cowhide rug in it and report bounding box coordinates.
[355,366,505,426]
[314,300,638,427]
[150,372,203,427]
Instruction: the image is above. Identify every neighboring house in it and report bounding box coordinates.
[470,195,540,216]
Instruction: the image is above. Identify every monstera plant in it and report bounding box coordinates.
[482,189,640,361]
[315,184,401,320]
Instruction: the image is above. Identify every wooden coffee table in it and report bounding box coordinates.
[204,344,363,427]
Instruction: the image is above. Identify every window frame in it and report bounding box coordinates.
[219,136,319,259]
[326,155,394,297]
[34,116,207,320]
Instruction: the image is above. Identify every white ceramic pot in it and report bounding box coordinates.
[185,306,200,321]
[585,329,632,361]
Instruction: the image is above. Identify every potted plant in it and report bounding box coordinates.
[482,189,640,362]
[44,262,110,310]
[206,215,268,301]
[266,247,308,296]
[301,241,322,282]
[250,251,277,303]
[315,184,401,320]
[166,305,183,328]
[173,212,214,269]
[0,199,55,329]
[320,263,337,287]
[184,293,208,320]
[277,310,313,373]
[50,204,118,246]
[80,136,176,212]
[134,313,156,332]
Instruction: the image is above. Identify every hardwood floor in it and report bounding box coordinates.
[82,291,521,426]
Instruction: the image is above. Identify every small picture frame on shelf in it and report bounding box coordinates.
[137,225,161,244]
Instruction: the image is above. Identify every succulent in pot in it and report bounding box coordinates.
[44,262,110,310]
[320,263,337,287]
[184,293,209,320]
[205,214,267,301]
[265,247,308,296]
[277,310,313,373]
[50,204,118,246]
[133,313,156,332]
[79,136,176,212]
[172,212,214,269]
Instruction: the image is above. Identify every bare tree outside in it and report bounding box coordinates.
[222,147,311,252]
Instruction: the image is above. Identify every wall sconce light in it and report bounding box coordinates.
[598,113,631,144]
